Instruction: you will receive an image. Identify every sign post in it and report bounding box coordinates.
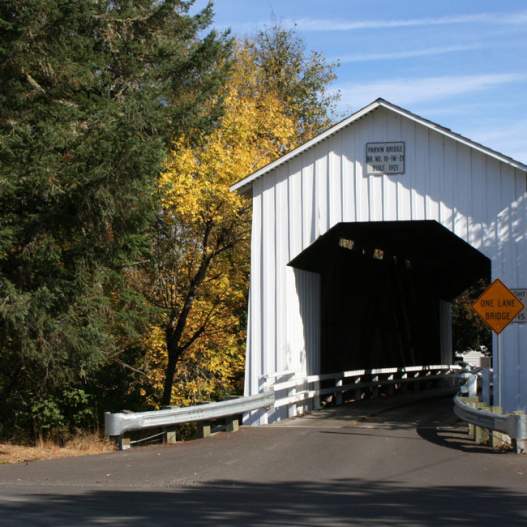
[472,279,525,407]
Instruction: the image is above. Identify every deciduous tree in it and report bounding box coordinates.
[250,24,339,142]
[140,30,339,406]
[138,48,296,406]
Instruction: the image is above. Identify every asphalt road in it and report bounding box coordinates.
[0,394,526,526]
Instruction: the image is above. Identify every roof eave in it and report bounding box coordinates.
[378,99,527,173]
[230,98,527,194]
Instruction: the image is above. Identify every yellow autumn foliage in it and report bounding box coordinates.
[141,46,297,406]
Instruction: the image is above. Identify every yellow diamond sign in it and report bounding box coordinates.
[472,279,525,334]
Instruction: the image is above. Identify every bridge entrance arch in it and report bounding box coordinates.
[289,220,490,374]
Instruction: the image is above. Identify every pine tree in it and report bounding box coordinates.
[0,0,232,438]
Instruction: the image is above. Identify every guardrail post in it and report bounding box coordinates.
[411,371,420,392]
[335,378,343,406]
[514,439,527,455]
[352,377,362,401]
[164,429,177,444]
[512,411,527,454]
[400,371,408,393]
[476,403,490,445]
[313,381,321,410]
[298,379,307,416]
[118,436,131,451]
[467,373,478,398]
[201,422,213,438]
[386,374,395,397]
[225,417,239,433]
[288,385,297,418]
[490,406,507,449]
[489,406,503,448]
[415,372,422,392]
[371,375,379,398]
[464,397,479,440]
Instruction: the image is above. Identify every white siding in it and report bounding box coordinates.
[244,107,527,422]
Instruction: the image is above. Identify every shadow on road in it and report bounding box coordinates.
[1,478,526,526]
[416,424,508,455]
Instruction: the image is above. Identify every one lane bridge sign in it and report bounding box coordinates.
[472,279,525,334]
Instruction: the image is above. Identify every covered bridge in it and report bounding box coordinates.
[231,98,527,424]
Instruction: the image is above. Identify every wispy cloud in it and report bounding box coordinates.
[223,10,527,34]
[336,44,480,63]
[336,73,527,109]
[281,11,527,32]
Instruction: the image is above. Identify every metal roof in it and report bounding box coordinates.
[230,97,527,192]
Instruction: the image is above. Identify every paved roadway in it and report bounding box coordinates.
[0,394,526,526]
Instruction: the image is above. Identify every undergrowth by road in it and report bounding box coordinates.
[0,434,115,464]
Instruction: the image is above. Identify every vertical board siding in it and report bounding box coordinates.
[247,186,262,398]
[398,116,413,220]
[275,166,289,375]
[261,173,276,380]
[245,107,527,422]
[483,158,499,259]
[302,151,315,248]
[341,127,356,222]
[455,145,471,242]
[469,151,486,250]
[413,123,427,220]
[383,111,400,221]
[314,143,328,237]
[328,137,343,228]
[442,138,456,232]
[369,112,384,221]
[288,158,302,260]
[427,130,442,223]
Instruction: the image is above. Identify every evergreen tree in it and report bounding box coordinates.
[0,0,232,438]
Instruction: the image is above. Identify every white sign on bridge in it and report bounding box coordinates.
[366,142,405,176]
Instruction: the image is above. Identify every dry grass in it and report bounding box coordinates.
[0,433,115,464]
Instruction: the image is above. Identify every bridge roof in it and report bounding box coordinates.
[230,98,527,193]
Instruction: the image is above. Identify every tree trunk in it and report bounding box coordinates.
[160,224,215,406]
[161,330,180,407]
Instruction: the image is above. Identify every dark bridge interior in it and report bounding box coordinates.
[289,221,490,373]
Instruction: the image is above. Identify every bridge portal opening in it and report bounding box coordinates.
[289,221,491,373]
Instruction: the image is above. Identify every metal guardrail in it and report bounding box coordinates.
[105,364,462,450]
[454,395,527,454]
[105,391,274,445]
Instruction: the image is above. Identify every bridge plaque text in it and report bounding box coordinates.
[366,142,405,176]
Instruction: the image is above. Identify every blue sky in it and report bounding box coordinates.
[195,0,527,163]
